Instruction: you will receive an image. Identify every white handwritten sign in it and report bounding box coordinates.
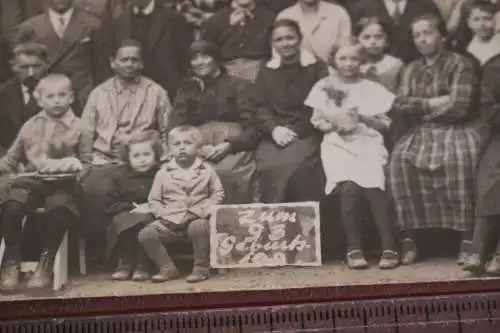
[210,202,321,268]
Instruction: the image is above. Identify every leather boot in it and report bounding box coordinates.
[0,246,21,290]
[27,249,54,289]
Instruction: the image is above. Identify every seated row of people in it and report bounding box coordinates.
[1,3,500,291]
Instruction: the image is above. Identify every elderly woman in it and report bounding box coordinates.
[253,19,328,203]
[388,13,487,266]
[170,40,259,204]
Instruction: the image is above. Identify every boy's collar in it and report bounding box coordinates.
[38,109,76,127]
[166,156,203,171]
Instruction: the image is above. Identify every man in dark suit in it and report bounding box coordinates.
[0,42,48,156]
[106,0,193,101]
[0,37,12,84]
[0,0,44,44]
[350,0,444,63]
[15,0,106,114]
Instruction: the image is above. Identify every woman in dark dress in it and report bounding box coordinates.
[171,40,260,204]
[253,19,328,203]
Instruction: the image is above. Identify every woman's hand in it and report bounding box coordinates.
[130,202,151,214]
[207,142,232,163]
[272,126,297,147]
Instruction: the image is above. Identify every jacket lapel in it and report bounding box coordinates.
[48,10,89,70]
[377,0,393,25]
[6,82,24,129]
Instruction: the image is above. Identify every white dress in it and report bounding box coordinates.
[305,76,395,194]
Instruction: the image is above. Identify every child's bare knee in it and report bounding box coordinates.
[138,225,159,244]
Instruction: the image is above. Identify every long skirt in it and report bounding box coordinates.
[198,121,258,204]
[475,133,500,217]
[106,211,154,259]
[388,121,486,232]
[256,135,321,203]
[80,163,123,234]
[223,59,262,83]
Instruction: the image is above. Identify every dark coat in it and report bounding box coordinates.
[15,8,106,112]
[0,37,12,85]
[105,164,157,256]
[0,79,40,154]
[0,79,83,154]
[475,54,500,217]
[106,3,193,101]
[350,0,444,64]
[0,0,44,44]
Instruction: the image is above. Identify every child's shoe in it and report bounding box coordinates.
[151,266,180,283]
[186,266,210,283]
[457,240,472,266]
[378,250,400,269]
[486,254,500,275]
[463,253,483,274]
[0,261,20,290]
[346,250,368,269]
[112,261,132,281]
[132,266,151,282]
[401,238,417,265]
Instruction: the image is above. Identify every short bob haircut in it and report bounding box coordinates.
[411,13,448,37]
[168,125,203,148]
[353,16,391,40]
[467,0,498,17]
[328,36,362,67]
[121,130,164,164]
[268,19,303,44]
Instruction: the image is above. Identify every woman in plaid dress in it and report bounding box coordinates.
[388,13,487,266]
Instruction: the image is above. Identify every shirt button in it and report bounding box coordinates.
[239,43,244,48]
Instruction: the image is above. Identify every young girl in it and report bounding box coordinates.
[355,16,404,94]
[105,130,162,281]
[305,40,399,270]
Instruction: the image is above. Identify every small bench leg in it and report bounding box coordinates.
[53,231,68,291]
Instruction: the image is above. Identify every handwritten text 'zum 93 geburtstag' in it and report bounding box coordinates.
[217,208,312,266]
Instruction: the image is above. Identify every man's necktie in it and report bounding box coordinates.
[392,1,402,24]
[57,16,66,38]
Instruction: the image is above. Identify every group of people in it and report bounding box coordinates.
[0,0,500,293]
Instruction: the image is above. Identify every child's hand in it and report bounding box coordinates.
[272,126,297,147]
[199,145,215,159]
[130,202,152,214]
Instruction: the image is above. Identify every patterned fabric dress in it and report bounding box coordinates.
[388,51,487,232]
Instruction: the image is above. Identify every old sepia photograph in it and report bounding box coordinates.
[0,0,499,303]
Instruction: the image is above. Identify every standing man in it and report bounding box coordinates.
[350,0,444,63]
[15,0,106,114]
[106,0,193,101]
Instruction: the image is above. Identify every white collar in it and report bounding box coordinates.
[467,34,500,65]
[383,0,407,12]
[133,0,155,15]
[166,157,203,171]
[266,49,318,69]
[48,7,74,23]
